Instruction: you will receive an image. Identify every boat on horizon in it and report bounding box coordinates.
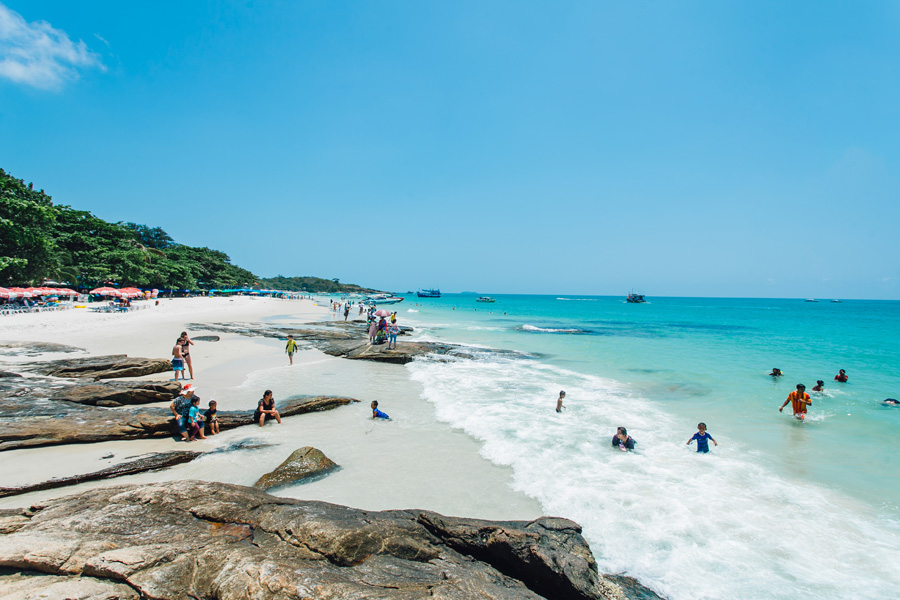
[831,299,842,303]
[417,289,441,298]
[476,296,496,303]
[626,291,646,303]
[805,299,819,302]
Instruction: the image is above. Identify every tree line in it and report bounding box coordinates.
[0,168,371,293]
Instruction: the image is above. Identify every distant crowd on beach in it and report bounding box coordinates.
[167,303,397,440]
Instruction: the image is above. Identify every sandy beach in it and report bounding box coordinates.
[0,296,542,520]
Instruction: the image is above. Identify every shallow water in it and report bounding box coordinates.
[398,294,900,600]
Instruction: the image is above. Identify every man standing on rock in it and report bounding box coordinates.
[170,384,199,441]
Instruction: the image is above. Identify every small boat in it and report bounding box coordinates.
[804,299,819,303]
[830,299,842,303]
[626,292,646,303]
[417,289,441,298]
[476,297,495,303]
[376,297,404,305]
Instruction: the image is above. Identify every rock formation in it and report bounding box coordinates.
[30,354,172,380]
[0,395,359,452]
[254,446,339,490]
[0,481,662,599]
[51,380,183,406]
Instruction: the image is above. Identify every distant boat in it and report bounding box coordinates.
[805,299,819,303]
[831,299,842,303]
[476,296,495,303]
[417,289,441,298]
[626,291,646,303]
[367,294,404,305]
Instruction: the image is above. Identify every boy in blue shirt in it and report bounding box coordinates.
[687,422,717,453]
[371,400,390,420]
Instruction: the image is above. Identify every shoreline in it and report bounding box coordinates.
[0,296,543,521]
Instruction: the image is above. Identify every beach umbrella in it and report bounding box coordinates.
[0,287,10,299]
[9,287,32,298]
[373,309,392,317]
[89,287,118,296]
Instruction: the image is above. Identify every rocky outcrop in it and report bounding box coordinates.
[51,380,183,406]
[29,354,172,380]
[254,446,339,490]
[0,451,201,498]
[192,335,220,342]
[0,481,658,599]
[188,321,535,365]
[0,395,359,452]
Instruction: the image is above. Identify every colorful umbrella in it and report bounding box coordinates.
[89,287,119,296]
[8,287,32,298]
[0,287,10,299]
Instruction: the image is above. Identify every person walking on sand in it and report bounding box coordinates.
[285,335,298,365]
[254,390,282,427]
[179,332,195,379]
[172,339,184,381]
[780,383,812,421]
[556,390,566,413]
[686,422,717,453]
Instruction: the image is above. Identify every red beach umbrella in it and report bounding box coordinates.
[89,287,118,296]
[0,287,11,299]
[9,287,32,298]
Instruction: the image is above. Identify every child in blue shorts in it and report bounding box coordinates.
[687,422,717,453]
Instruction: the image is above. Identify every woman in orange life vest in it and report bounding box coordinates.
[779,383,812,420]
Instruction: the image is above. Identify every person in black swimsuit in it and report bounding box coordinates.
[179,331,195,379]
[254,390,282,427]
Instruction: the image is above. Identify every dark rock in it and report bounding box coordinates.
[0,371,23,378]
[192,335,220,342]
[0,481,654,599]
[29,354,172,380]
[0,451,202,499]
[605,575,667,600]
[0,395,359,452]
[254,446,339,490]
[51,380,183,406]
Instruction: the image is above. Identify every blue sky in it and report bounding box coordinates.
[2,1,899,298]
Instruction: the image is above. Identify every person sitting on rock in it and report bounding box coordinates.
[254,390,282,427]
[205,400,219,436]
[170,384,198,441]
[187,396,206,441]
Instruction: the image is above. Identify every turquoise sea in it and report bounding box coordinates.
[397,294,900,600]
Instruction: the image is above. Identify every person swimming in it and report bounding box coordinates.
[812,380,825,392]
[769,368,783,377]
[883,398,899,406]
[371,400,390,419]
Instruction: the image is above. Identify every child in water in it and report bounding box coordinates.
[612,427,635,451]
[686,423,718,453]
[371,400,390,419]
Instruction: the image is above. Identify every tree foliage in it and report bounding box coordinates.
[0,168,256,289]
[0,168,367,292]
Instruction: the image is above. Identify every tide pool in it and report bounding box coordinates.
[398,294,900,600]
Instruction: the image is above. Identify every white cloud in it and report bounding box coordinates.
[0,3,104,90]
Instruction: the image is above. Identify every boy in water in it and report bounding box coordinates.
[686,422,718,453]
[556,390,566,413]
[812,380,825,392]
[371,400,390,419]
[834,369,849,382]
[285,335,298,365]
[612,426,635,451]
[779,383,812,420]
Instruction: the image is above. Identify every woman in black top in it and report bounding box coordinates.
[179,331,195,379]
[254,389,282,427]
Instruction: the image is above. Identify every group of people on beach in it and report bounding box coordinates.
[367,308,400,348]
[169,385,285,442]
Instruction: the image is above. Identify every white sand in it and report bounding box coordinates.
[0,297,542,520]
